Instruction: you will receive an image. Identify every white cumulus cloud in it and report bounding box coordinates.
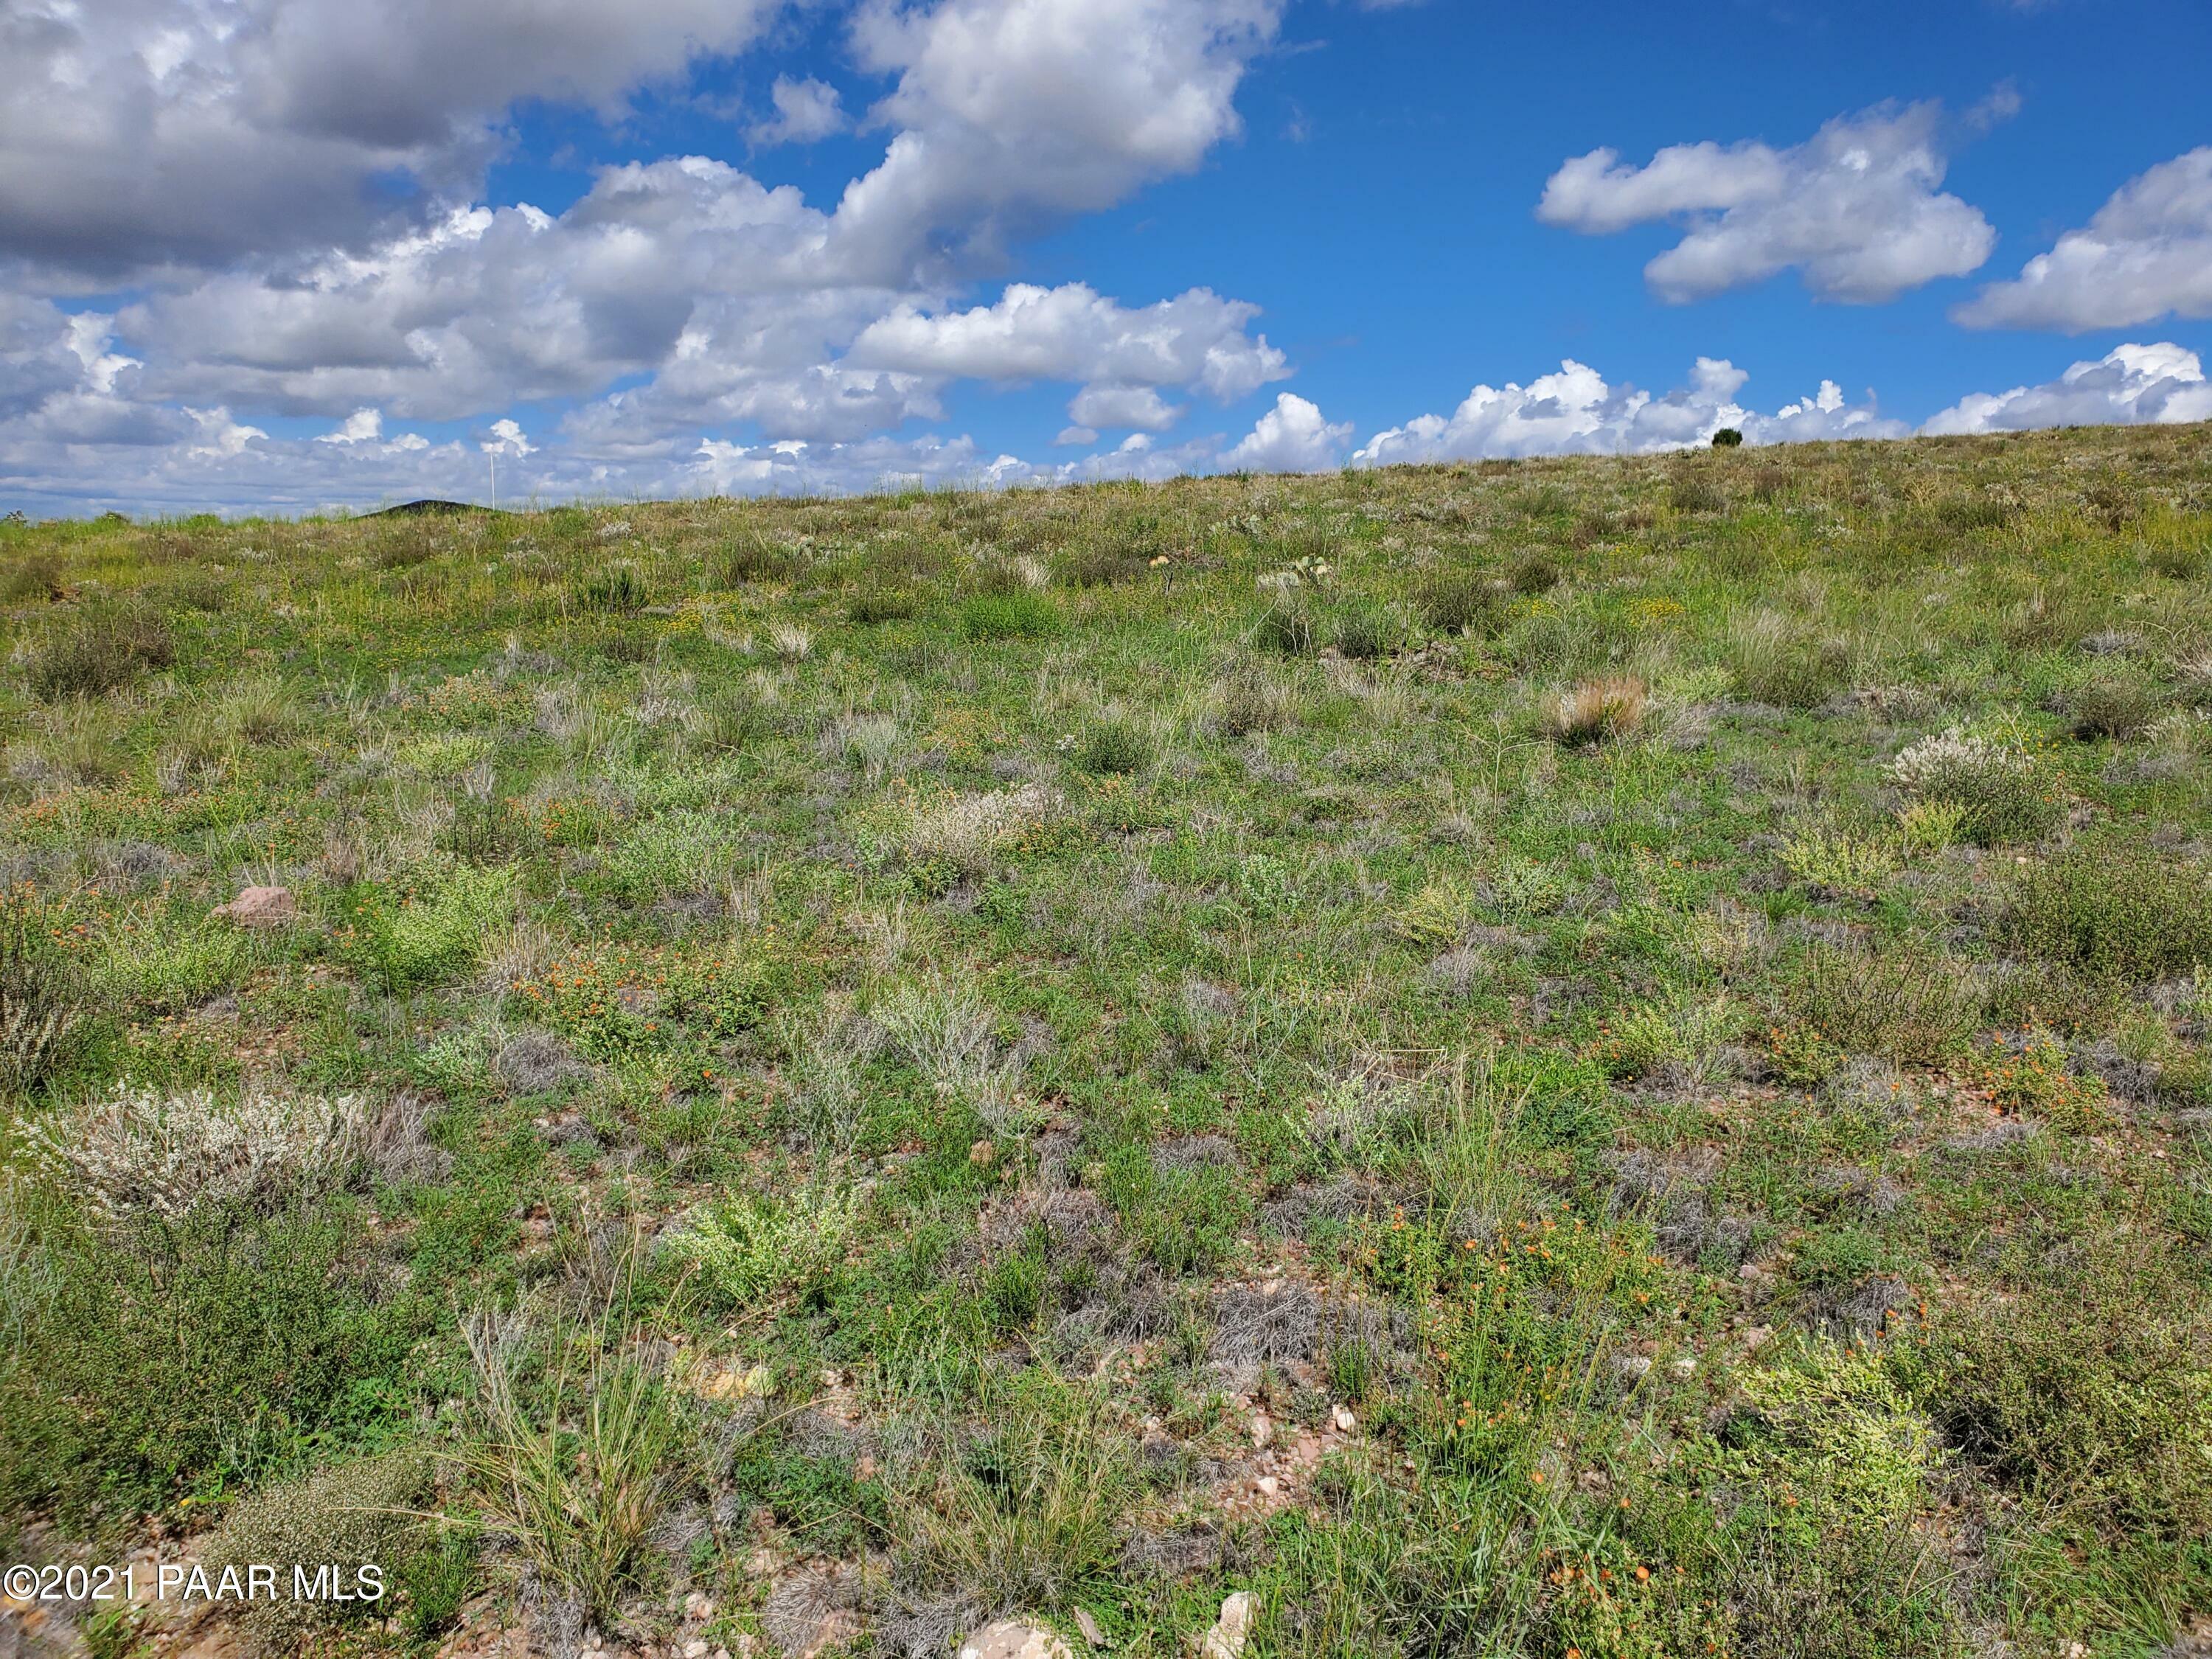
[848,281,1287,434]
[1224,393,1353,473]
[1353,356,1904,466]
[0,0,784,280]
[1954,147,2212,332]
[836,0,1283,276]
[1921,342,2212,434]
[751,76,848,146]
[1538,102,1996,303]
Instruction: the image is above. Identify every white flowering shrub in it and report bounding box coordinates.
[1887,726,2062,846]
[21,1084,366,1222]
[902,782,1058,880]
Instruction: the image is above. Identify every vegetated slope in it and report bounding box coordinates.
[2,422,2211,1659]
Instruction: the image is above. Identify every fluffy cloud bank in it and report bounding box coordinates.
[0,0,784,281]
[1538,102,1996,303]
[849,282,1288,434]
[1955,147,2212,332]
[1,0,1299,507]
[1921,342,2212,434]
[1351,358,1903,467]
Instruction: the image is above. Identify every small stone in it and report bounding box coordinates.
[1669,1355,1698,1379]
[959,1623,1073,1659]
[209,885,296,928]
[1331,1405,1356,1433]
[1251,1413,1273,1450]
[1253,1475,1280,1498]
[1199,1591,1259,1659]
[1614,1354,1652,1380]
[1074,1607,1106,1647]
[685,1642,709,1658]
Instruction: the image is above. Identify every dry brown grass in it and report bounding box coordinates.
[1544,674,1646,745]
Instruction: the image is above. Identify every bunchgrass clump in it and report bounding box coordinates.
[897,1381,1137,1613]
[1412,567,1503,635]
[28,602,175,700]
[0,893,81,1099]
[961,591,1063,640]
[459,1302,678,1624]
[1545,674,1646,745]
[1076,720,1150,776]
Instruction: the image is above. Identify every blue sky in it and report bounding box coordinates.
[1,0,2208,515]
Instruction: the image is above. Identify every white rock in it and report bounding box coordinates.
[1331,1405,1356,1433]
[1669,1355,1698,1379]
[1251,1413,1273,1450]
[1614,1354,1652,1380]
[1199,1592,1259,1659]
[959,1621,1074,1659]
[1253,1475,1280,1498]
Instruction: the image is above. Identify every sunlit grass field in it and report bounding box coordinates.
[3,422,2211,1658]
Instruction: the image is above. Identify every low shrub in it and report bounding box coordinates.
[1888,726,2064,846]
[0,1196,402,1521]
[2003,842,2212,983]
[902,783,1057,880]
[660,1178,862,1310]
[1898,1244,2212,1548]
[1778,826,1899,894]
[333,866,517,995]
[201,1452,434,1654]
[21,1085,367,1222]
[1792,947,1978,1065]
[2065,672,2166,740]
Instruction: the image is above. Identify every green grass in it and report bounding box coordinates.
[2,422,2211,1657]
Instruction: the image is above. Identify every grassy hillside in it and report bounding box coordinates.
[3,422,2211,1659]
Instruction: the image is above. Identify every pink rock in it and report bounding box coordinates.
[211,885,296,928]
